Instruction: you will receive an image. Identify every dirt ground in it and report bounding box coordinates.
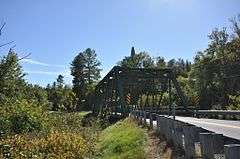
[145,130,185,159]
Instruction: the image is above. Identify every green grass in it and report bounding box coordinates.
[96,118,147,159]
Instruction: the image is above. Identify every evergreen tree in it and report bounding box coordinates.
[0,49,26,98]
[56,74,64,88]
[71,48,101,110]
[130,46,136,60]
[119,47,154,68]
[155,56,166,68]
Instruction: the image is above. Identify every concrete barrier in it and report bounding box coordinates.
[132,110,240,159]
[166,118,174,141]
[199,133,224,159]
[157,115,166,137]
[143,111,147,125]
[183,125,205,159]
[149,113,153,128]
[224,144,240,159]
[139,111,143,124]
[156,115,161,132]
[172,120,185,148]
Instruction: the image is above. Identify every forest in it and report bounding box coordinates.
[0,15,240,158]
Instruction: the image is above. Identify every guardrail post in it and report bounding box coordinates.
[143,111,147,125]
[199,133,224,159]
[137,110,141,123]
[139,110,143,124]
[136,110,140,121]
[183,125,204,159]
[131,110,136,119]
[224,144,240,159]
[149,113,153,129]
[172,120,184,148]
[156,115,160,133]
[165,117,174,141]
[157,115,166,135]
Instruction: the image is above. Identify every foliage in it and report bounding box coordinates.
[228,95,240,110]
[0,112,100,158]
[46,75,77,111]
[190,16,240,109]
[71,48,101,110]
[119,48,154,68]
[96,118,147,159]
[0,131,88,159]
[0,50,26,99]
[0,98,48,134]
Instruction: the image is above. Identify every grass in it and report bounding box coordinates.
[1,112,149,159]
[96,118,147,159]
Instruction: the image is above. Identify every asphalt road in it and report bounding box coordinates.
[147,116,240,140]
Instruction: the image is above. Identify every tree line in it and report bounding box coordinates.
[0,14,240,117]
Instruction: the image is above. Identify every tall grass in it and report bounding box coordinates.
[96,118,147,159]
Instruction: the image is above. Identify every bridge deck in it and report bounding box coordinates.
[175,116,240,140]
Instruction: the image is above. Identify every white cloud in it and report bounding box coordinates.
[26,69,72,78]
[22,59,65,68]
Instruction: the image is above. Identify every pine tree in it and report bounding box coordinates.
[0,49,26,98]
[71,48,101,110]
[56,74,64,88]
[130,47,135,60]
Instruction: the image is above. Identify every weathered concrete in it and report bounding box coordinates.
[224,144,240,159]
[172,120,185,148]
[149,113,153,128]
[199,133,224,159]
[143,111,147,125]
[182,125,205,159]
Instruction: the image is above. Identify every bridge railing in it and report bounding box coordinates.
[194,110,240,119]
[136,106,240,119]
[131,110,240,159]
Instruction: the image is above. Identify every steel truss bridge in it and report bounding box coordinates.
[92,66,189,117]
[91,66,240,118]
[91,66,240,158]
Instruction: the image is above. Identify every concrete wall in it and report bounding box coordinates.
[131,110,240,159]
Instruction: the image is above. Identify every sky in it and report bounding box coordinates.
[0,0,239,86]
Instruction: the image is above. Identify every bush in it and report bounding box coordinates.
[0,98,47,134]
[96,118,147,159]
[228,95,240,110]
[0,131,88,158]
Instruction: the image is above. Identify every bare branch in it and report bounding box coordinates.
[0,22,6,36]
[18,53,31,61]
[0,40,14,48]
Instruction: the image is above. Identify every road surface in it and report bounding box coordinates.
[147,116,240,140]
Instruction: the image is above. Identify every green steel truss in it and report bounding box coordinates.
[91,66,188,117]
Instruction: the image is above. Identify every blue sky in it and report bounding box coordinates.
[0,0,239,86]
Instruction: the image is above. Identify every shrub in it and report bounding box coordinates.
[228,95,240,110]
[96,118,147,159]
[0,98,47,134]
[0,131,88,158]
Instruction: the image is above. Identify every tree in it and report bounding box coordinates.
[155,56,166,68]
[84,48,101,86]
[46,75,77,111]
[130,47,136,59]
[71,48,101,110]
[56,74,64,88]
[119,47,154,68]
[0,49,26,98]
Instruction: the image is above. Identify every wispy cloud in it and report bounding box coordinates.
[26,70,72,78]
[22,59,65,68]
